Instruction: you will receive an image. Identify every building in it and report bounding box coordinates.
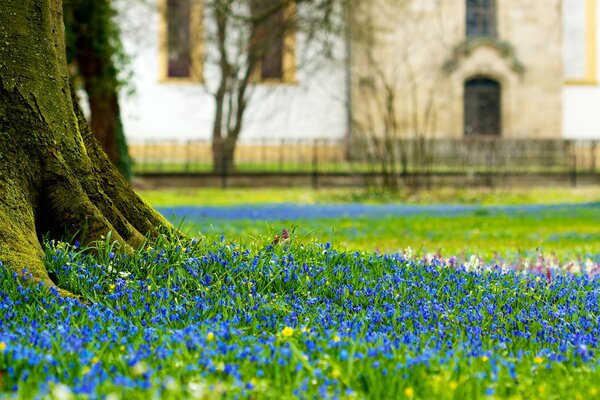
[350,0,563,140]
[116,0,348,143]
[117,0,600,145]
[563,0,599,139]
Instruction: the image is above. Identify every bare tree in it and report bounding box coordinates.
[202,0,344,172]
[349,0,450,190]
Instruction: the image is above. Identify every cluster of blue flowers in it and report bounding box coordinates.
[0,238,599,398]
[157,203,596,221]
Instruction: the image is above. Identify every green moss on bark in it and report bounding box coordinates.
[0,0,175,293]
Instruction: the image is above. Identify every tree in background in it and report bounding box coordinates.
[63,0,132,179]
[197,0,343,172]
[0,0,172,294]
[349,0,448,190]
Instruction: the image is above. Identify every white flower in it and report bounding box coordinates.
[131,361,148,376]
[50,383,73,400]
[465,255,480,271]
[164,377,180,392]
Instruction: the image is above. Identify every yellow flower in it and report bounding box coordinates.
[538,384,546,394]
[481,355,489,362]
[82,366,91,375]
[331,368,341,379]
[333,335,340,343]
[91,356,100,364]
[0,342,6,352]
[404,387,414,398]
[533,356,544,364]
[281,326,294,337]
[301,327,311,334]
[449,381,458,390]
[119,345,125,352]
[108,284,116,292]
[207,332,215,342]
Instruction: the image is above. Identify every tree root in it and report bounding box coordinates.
[0,0,178,298]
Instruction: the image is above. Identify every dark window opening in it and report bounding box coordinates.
[251,0,287,80]
[466,0,496,37]
[167,0,192,78]
[464,78,501,136]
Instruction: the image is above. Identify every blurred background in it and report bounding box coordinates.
[64,0,600,260]
[66,0,600,189]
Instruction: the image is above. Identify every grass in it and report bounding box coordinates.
[0,187,598,398]
[1,235,600,398]
[171,206,600,261]
[140,187,600,261]
[138,186,600,207]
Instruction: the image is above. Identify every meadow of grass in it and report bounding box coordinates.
[143,187,600,261]
[166,205,600,261]
[0,187,599,398]
[139,187,600,207]
[1,234,600,399]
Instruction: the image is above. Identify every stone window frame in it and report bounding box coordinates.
[158,0,204,83]
[466,0,497,38]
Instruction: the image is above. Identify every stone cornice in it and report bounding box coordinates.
[443,37,526,75]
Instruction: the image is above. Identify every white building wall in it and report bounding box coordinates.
[563,0,600,139]
[564,87,600,139]
[116,0,348,143]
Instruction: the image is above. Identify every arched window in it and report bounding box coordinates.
[464,78,501,136]
[466,0,496,37]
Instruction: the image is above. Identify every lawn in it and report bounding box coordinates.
[1,187,599,399]
[2,235,600,399]
[143,187,600,262]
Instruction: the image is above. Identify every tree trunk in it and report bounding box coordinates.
[212,136,237,174]
[64,0,132,179]
[0,0,172,293]
[87,92,120,164]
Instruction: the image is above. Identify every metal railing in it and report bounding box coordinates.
[128,137,600,187]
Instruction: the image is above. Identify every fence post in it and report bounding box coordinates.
[279,138,285,173]
[221,144,228,189]
[569,140,577,188]
[185,140,191,174]
[486,139,494,188]
[591,140,597,174]
[140,141,146,175]
[312,139,319,189]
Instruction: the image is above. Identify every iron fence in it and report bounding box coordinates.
[128,137,600,187]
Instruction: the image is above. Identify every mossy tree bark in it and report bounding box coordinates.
[0,0,172,292]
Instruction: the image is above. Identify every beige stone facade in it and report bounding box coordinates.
[350,0,563,139]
